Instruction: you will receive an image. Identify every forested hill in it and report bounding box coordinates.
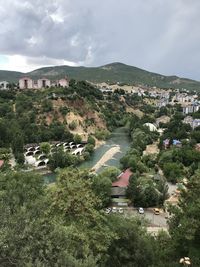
[1,62,200,90]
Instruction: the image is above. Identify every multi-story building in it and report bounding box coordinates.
[183,103,200,114]
[19,77,34,89]
[19,77,69,89]
[37,78,51,88]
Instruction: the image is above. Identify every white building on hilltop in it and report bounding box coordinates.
[0,81,9,90]
[19,77,69,89]
[37,78,51,88]
[58,78,69,87]
[19,77,34,89]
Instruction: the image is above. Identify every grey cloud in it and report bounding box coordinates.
[0,0,200,79]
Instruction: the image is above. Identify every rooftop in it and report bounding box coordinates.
[112,168,133,187]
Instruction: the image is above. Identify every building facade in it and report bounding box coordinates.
[19,77,69,89]
[37,78,51,88]
[19,77,34,89]
[0,81,9,90]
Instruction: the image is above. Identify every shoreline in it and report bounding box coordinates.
[92,145,121,172]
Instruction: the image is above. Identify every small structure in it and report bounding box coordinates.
[173,139,182,147]
[144,123,158,132]
[19,77,34,89]
[163,139,170,149]
[195,143,200,152]
[0,160,4,168]
[111,168,133,206]
[0,81,9,90]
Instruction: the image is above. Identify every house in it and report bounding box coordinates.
[111,168,133,206]
[157,98,169,108]
[183,103,200,115]
[19,77,34,89]
[183,116,200,129]
[163,139,170,149]
[192,119,200,129]
[58,78,69,87]
[37,78,51,88]
[0,81,9,90]
[19,77,69,89]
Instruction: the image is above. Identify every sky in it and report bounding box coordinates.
[0,0,200,80]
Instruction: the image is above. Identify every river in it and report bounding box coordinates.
[80,127,131,173]
[43,127,131,183]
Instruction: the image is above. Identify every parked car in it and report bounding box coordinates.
[112,207,117,213]
[153,208,160,215]
[138,207,144,214]
[105,208,111,214]
[118,208,124,213]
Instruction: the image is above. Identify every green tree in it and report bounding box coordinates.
[73,134,82,143]
[40,142,51,155]
[92,174,112,208]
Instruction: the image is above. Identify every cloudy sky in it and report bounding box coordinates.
[0,0,200,79]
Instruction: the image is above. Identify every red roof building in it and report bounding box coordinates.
[112,168,133,188]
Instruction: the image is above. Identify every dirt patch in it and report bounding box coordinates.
[126,107,143,118]
[143,142,159,155]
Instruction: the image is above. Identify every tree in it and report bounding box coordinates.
[87,135,95,146]
[73,134,82,144]
[104,216,154,267]
[163,162,184,183]
[40,142,51,155]
[168,170,200,266]
[92,174,112,208]
[49,148,79,171]
[127,174,166,207]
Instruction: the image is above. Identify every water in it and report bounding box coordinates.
[80,127,131,173]
[43,127,131,183]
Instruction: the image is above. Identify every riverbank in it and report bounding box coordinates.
[92,145,121,171]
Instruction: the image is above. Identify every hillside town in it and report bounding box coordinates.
[0,0,200,265]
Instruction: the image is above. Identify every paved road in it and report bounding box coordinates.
[124,208,168,227]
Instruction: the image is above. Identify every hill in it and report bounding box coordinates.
[1,62,200,90]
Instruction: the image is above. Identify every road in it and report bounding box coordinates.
[123,208,168,227]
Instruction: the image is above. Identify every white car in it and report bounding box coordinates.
[112,207,117,213]
[138,207,144,214]
[118,208,124,214]
[105,208,111,214]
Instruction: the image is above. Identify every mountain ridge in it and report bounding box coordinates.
[0,62,200,90]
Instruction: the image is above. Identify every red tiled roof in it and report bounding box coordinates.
[112,168,132,187]
[0,160,4,168]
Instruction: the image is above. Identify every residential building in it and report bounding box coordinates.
[183,103,200,114]
[183,116,200,129]
[157,98,169,108]
[0,81,9,90]
[111,168,132,206]
[58,78,69,87]
[19,77,34,89]
[19,77,69,89]
[37,78,51,88]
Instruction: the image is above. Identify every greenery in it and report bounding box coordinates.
[1,62,200,91]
